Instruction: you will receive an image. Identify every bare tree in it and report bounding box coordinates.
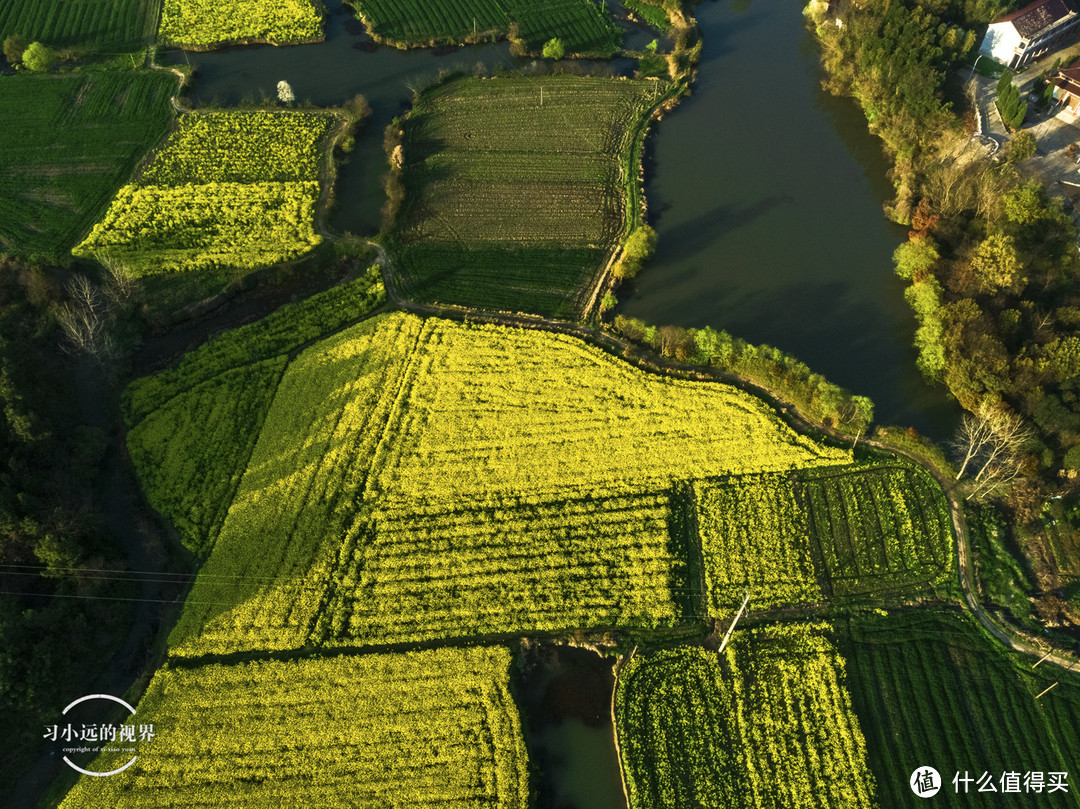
[952,402,1033,499]
[55,274,115,363]
[98,253,136,306]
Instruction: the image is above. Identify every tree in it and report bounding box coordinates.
[1006,130,1037,162]
[277,80,295,105]
[971,232,1023,292]
[55,275,114,363]
[542,38,565,60]
[905,277,946,379]
[893,235,939,280]
[2,35,27,66]
[996,68,1015,98]
[1003,181,1045,225]
[996,76,1027,129]
[21,41,56,73]
[508,22,526,57]
[838,395,874,429]
[345,93,372,124]
[612,225,658,280]
[951,401,1033,500]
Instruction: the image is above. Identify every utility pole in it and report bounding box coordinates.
[718,592,751,654]
[1035,682,1059,699]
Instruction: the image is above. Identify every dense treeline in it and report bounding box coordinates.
[612,313,874,433]
[0,258,130,790]
[811,0,1080,625]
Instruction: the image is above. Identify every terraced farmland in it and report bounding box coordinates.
[0,72,176,260]
[60,646,529,808]
[352,0,620,54]
[616,624,877,809]
[159,0,324,48]
[392,75,663,318]
[0,0,158,49]
[143,312,848,657]
[74,111,333,275]
[698,463,953,611]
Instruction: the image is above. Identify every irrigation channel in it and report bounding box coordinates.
[83,1,967,806]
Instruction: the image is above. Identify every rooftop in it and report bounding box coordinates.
[1000,0,1078,39]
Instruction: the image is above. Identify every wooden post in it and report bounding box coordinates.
[718,592,751,654]
[1032,651,1053,669]
[1035,682,1059,699]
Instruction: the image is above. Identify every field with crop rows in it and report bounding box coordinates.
[698,463,953,610]
[315,489,697,645]
[352,0,620,54]
[124,270,385,557]
[140,111,329,183]
[0,0,157,49]
[159,0,323,48]
[60,646,530,808]
[74,111,333,275]
[800,464,952,595]
[0,72,175,260]
[167,313,426,656]
[616,623,876,809]
[367,319,849,500]
[621,0,671,31]
[839,609,1080,808]
[393,76,661,317]
[393,243,607,318]
[145,312,847,657]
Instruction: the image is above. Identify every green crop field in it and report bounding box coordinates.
[141,312,848,657]
[0,72,176,260]
[74,111,334,275]
[123,270,385,558]
[698,463,953,611]
[352,0,620,54]
[392,76,663,318]
[60,646,530,808]
[840,609,1080,808]
[621,0,671,31]
[159,0,323,48]
[0,0,158,49]
[616,623,877,809]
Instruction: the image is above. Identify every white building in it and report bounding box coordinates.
[979,0,1080,70]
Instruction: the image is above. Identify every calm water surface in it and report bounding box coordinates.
[521,645,627,809]
[624,0,959,435]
